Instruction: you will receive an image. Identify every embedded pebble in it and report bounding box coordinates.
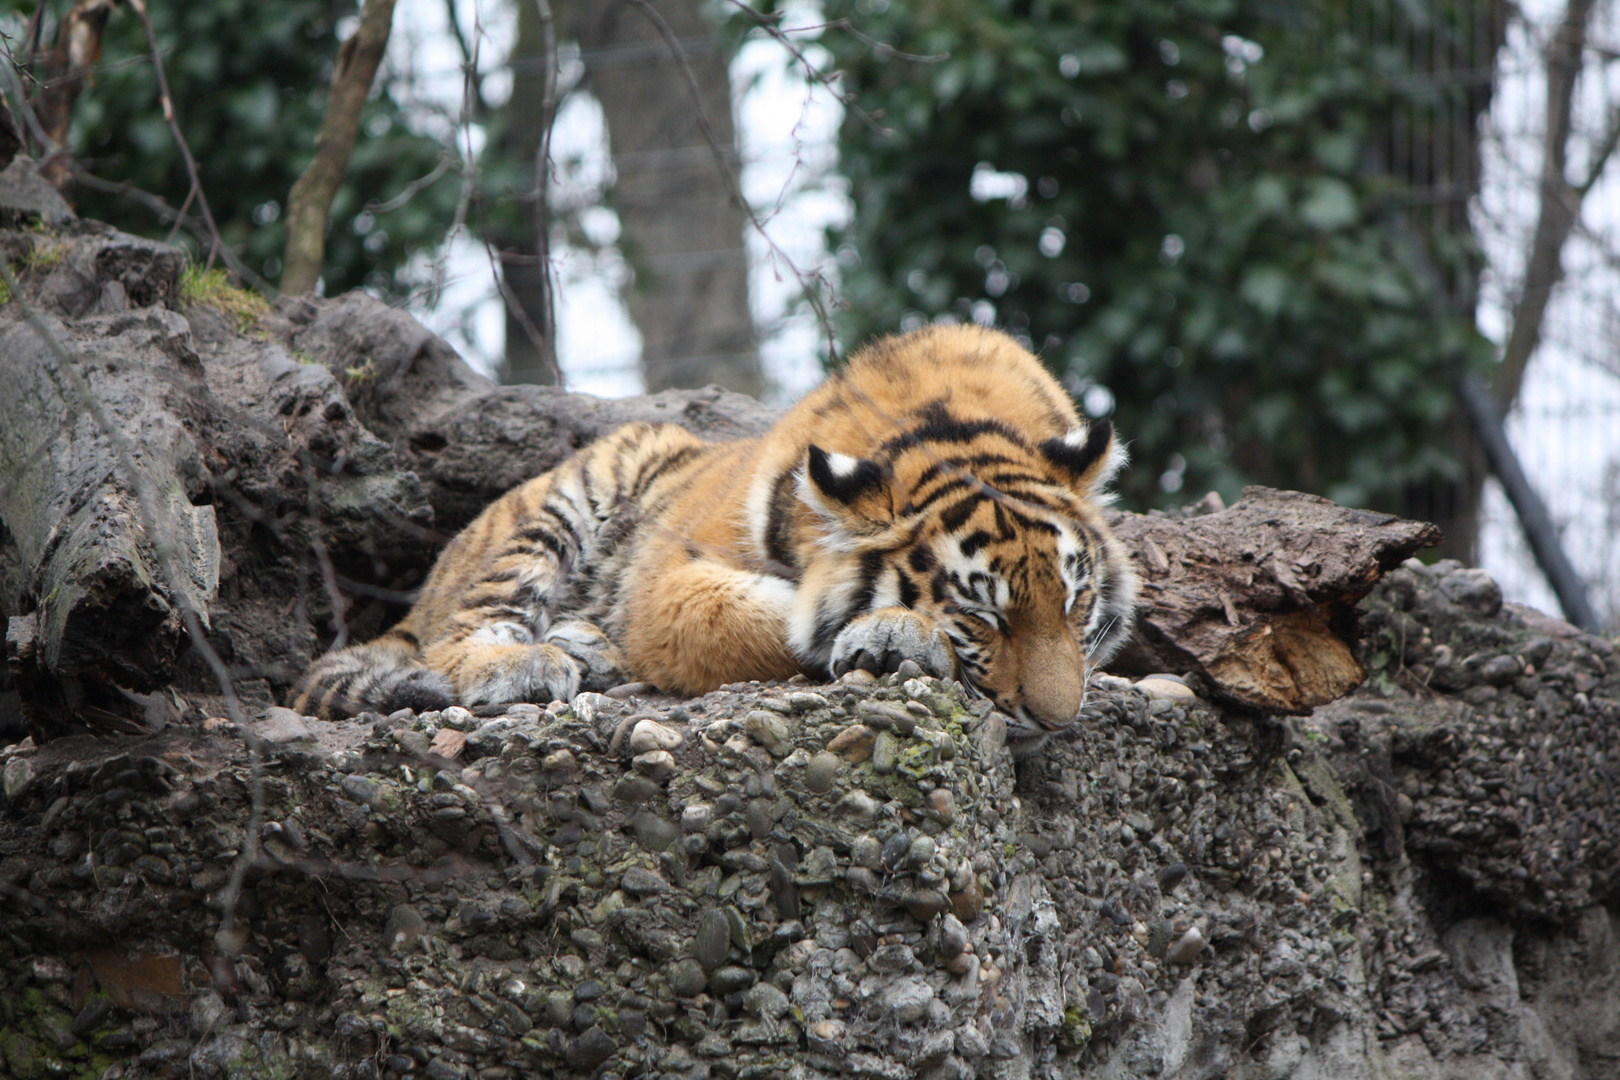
[1136,677,1198,702]
[3,756,35,802]
[825,724,876,763]
[745,710,797,757]
[808,1019,847,1056]
[681,804,712,832]
[787,692,831,713]
[858,700,912,729]
[805,751,843,793]
[880,977,935,1022]
[621,868,668,895]
[631,750,676,782]
[851,834,884,870]
[694,909,730,970]
[742,982,791,1019]
[838,790,880,820]
[872,731,900,773]
[1165,925,1208,964]
[669,959,707,997]
[904,888,949,921]
[629,718,683,753]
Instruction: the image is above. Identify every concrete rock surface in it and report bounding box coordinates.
[1,557,1618,1079]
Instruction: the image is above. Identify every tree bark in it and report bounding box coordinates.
[489,0,560,385]
[568,0,762,396]
[1109,490,1444,713]
[281,0,398,295]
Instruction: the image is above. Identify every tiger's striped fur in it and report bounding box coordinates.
[293,325,1138,745]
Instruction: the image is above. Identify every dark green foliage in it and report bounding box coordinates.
[822,0,1492,510]
[57,0,457,295]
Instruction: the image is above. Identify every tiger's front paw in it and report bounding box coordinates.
[830,607,957,680]
[454,641,582,707]
[544,620,628,693]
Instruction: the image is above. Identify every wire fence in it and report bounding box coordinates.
[1471,0,1620,633]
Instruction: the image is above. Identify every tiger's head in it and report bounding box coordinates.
[790,409,1138,741]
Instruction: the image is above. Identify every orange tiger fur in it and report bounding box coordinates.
[293,325,1138,744]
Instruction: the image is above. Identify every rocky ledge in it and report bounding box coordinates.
[2,562,1618,1080]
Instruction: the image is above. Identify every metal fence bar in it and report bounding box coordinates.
[1457,373,1601,632]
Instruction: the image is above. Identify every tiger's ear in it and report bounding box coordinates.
[800,445,891,533]
[1039,420,1126,498]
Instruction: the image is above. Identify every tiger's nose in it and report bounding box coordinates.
[1019,634,1087,731]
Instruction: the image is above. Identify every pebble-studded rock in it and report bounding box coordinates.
[1,561,1618,1079]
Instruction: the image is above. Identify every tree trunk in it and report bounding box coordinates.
[567,0,761,396]
[489,0,559,386]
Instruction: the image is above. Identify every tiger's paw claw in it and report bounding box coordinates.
[829,608,957,681]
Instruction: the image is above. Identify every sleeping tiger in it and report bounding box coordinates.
[293,324,1138,746]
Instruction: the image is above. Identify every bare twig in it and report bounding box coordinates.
[365,152,456,215]
[719,1,947,134]
[299,451,352,652]
[282,0,399,294]
[127,0,227,268]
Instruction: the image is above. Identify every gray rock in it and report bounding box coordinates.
[669,959,707,997]
[565,1026,616,1071]
[384,904,429,954]
[880,977,935,1023]
[709,965,757,994]
[1441,566,1504,617]
[0,156,76,226]
[694,908,730,971]
[742,982,791,1019]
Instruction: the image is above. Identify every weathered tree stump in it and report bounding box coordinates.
[1110,490,1444,712]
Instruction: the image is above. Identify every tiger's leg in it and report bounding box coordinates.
[623,558,802,695]
[828,608,958,681]
[404,425,718,706]
[421,621,590,708]
[293,630,455,720]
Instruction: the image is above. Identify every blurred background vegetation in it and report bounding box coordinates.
[3,0,1616,628]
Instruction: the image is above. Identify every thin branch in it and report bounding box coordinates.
[127,0,227,268]
[364,152,456,215]
[1574,101,1620,196]
[720,0,946,135]
[282,0,399,294]
[442,0,489,117]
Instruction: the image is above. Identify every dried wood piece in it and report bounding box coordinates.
[1109,487,1444,713]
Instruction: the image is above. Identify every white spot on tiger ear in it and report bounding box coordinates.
[824,451,862,478]
[1060,423,1128,500]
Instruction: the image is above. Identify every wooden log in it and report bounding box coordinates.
[1108,488,1444,713]
[0,301,216,698]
